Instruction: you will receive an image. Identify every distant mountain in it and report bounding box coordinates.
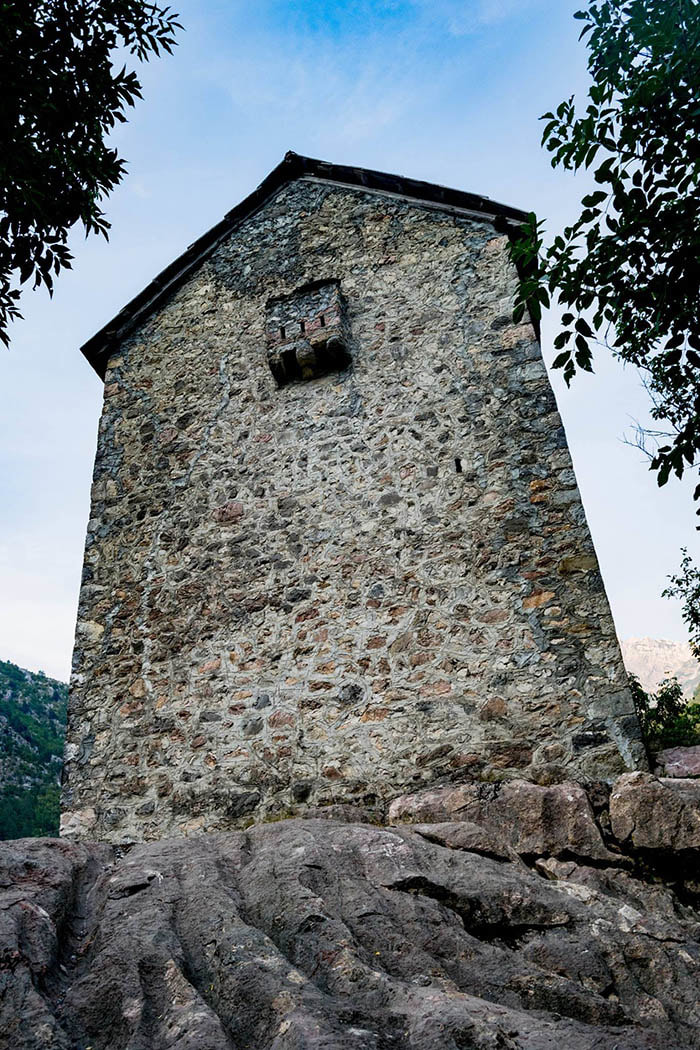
[620,637,700,698]
[0,659,67,839]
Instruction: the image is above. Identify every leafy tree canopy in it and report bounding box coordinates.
[0,0,181,346]
[629,672,700,753]
[511,0,700,505]
[665,548,700,658]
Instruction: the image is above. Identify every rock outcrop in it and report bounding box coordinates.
[2,774,699,1049]
[656,745,700,779]
[610,771,700,851]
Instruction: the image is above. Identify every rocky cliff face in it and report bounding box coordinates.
[620,637,700,697]
[2,772,699,1049]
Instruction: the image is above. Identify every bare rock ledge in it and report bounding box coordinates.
[655,745,700,779]
[2,774,700,1050]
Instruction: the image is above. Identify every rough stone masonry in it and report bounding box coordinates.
[62,154,646,843]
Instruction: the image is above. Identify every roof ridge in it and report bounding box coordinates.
[81,152,530,378]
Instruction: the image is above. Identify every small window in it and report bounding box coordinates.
[265,279,351,387]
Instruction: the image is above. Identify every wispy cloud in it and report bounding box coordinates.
[194,14,457,149]
[1,0,695,685]
[408,0,545,34]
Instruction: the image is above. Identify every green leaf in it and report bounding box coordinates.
[581,190,607,207]
[0,1,182,348]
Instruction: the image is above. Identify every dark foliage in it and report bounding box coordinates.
[0,1,181,346]
[664,548,700,660]
[0,659,67,838]
[510,0,700,507]
[629,672,700,753]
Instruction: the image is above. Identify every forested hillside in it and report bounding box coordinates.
[0,660,66,839]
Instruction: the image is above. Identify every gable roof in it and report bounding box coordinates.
[81,151,530,378]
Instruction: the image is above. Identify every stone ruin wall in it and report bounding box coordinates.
[62,179,645,843]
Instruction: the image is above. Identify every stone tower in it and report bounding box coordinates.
[62,153,645,843]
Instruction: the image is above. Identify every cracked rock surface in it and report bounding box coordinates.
[2,790,700,1050]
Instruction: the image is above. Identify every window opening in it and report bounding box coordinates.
[265,279,351,387]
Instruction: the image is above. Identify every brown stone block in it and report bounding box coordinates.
[477,609,509,624]
[212,500,245,523]
[409,652,431,667]
[522,590,555,610]
[568,621,593,634]
[416,745,453,767]
[487,742,534,769]
[479,697,507,721]
[450,753,484,770]
[198,656,221,674]
[419,680,452,696]
[558,555,597,574]
[360,707,391,722]
[268,711,295,729]
[119,700,144,718]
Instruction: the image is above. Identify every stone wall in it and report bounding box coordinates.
[63,178,645,842]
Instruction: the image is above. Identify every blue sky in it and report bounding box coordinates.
[1,0,697,680]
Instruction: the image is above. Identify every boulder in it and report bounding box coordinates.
[389,779,619,862]
[656,745,700,779]
[610,771,700,850]
[2,814,700,1049]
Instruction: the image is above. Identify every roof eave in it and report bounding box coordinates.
[81,151,531,379]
